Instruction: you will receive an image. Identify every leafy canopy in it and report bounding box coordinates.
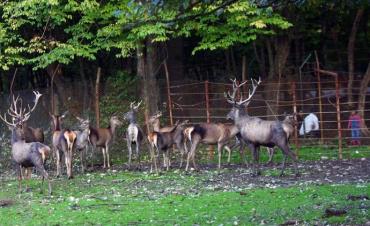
[0,0,291,70]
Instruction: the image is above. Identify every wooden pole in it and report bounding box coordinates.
[335,76,343,160]
[205,80,213,159]
[95,67,101,128]
[291,81,299,156]
[163,60,174,126]
[316,69,342,159]
[315,51,324,144]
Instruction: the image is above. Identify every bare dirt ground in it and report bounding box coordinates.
[0,158,369,192]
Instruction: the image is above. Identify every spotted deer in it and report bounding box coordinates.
[225,78,299,176]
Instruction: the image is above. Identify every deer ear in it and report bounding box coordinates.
[61,111,69,118]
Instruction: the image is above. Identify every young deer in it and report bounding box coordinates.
[123,101,144,168]
[266,113,297,164]
[0,91,52,196]
[149,120,188,171]
[50,111,77,179]
[74,116,91,173]
[225,78,299,176]
[184,123,240,171]
[148,111,187,168]
[89,116,122,168]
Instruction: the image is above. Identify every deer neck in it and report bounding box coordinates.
[152,119,160,131]
[11,128,23,144]
[54,118,61,131]
[109,123,117,135]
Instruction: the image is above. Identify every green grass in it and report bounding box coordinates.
[0,170,369,225]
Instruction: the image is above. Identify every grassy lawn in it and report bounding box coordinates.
[0,169,369,225]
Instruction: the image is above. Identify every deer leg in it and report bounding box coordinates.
[217,143,223,169]
[56,149,61,177]
[102,148,106,169]
[224,145,231,164]
[249,143,260,176]
[17,165,23,194]
[166,149,170,171]
[106,145,111,168]
[136,142,140,168]
[278,144,299,177]
[80,149,85,173]
[35,164,51,197]
[266,147,274,165]
[126,139,132,168]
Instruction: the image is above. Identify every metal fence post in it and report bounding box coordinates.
[315,51,324,144]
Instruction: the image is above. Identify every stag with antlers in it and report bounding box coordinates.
[225,78,299,176]
[0,91,52,195]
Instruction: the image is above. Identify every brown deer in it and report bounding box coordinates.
[74,116,91,173]
[184,123,241,171]
[149,120,188,171]
[123,101,144,168]
[225,78,299,176]
[266,113,297,165]
[50,111,77,179]
[148,111,187,168]
[0,91,52,195]
[89,116,122,168]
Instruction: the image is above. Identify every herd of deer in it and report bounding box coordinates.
[0,78,299,196]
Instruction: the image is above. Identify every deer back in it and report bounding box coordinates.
[237,117,284,144]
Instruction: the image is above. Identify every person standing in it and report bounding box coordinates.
[348,110,362,145]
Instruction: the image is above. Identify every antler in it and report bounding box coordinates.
[23,91,42,121]
[130,100,142,110]
[225,77,261,106]
[0,91,42,127]
[224,78,247,104]
[237,77,261,106]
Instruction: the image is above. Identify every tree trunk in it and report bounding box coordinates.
[137,40,160,127]
[46,63,80,115]
[347,8,364,107]
[357,62,370,136]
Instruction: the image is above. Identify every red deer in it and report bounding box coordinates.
[89,116,122,168]
[149,120,188,171]
[123,101,144,168]
[266,113,297,165]
[0,91,51,195]
[74,116,91,173]
[6,95,45,178]
[184,123,240,171]
[50,111,77,179]
[148,111,187,168]
[225,78,299,176]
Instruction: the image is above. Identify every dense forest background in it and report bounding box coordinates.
[0,0,369,133]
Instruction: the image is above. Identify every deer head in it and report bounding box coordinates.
[225,77,261,121]
[123,101,142,123]
[148,111,162,124]
[76,116,90,130]
[0,91,42,129]
[50,111,68,131]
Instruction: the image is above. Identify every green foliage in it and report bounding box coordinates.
[0,0,292,69]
